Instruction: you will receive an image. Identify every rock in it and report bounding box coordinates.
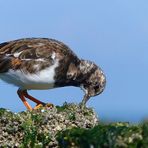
[0,103,98,147]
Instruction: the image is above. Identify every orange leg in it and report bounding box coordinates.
[23,90,46,106]
[17,89,32,110]
[17,89,52,110]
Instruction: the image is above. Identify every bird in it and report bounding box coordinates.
[0,38,106,110]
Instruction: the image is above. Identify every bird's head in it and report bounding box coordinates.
[79,60,106,106]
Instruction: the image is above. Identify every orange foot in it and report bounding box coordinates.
[33,103,54,110]
[17,89,53,111]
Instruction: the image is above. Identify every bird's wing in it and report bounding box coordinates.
[0,38,70,74]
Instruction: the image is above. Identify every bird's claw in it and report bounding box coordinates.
[33,103,54,110]
[33,104,44,110]
[45,103,54,108]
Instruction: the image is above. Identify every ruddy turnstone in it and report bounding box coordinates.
[0,38,106,110]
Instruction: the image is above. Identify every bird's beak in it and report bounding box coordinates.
[80,94,90,108]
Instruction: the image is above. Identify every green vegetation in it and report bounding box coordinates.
[57,122,144,148]
[20,113,51,148]
[0,105,148,147]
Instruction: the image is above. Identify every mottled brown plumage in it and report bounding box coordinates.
[0,38,106,110]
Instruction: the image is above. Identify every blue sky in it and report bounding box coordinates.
[0,0,148,123]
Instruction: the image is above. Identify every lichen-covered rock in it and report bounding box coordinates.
[0,103,98,147]
[1,103,148,147]
[57,122,143,148]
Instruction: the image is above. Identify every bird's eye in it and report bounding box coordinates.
[94,85,100,90]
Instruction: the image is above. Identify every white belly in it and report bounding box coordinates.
[0,61,59,90]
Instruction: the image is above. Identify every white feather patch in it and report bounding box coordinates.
[13,51,23,57]
[0,60,59,90]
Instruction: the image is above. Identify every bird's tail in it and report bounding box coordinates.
[0,42,9,49]
[0,56,12,73]
[0,42,12,73]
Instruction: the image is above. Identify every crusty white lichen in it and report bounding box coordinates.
[0,103,98,147]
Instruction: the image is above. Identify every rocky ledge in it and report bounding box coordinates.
[1,103,148,147]
[0,103,98,147]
